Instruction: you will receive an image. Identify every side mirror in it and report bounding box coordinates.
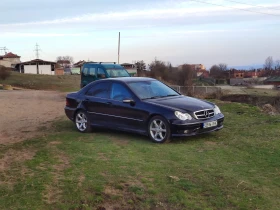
[123,99,135,106]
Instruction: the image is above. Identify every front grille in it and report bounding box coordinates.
[194,109,215,119]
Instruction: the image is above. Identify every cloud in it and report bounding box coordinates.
[0,32,89,37]
[1,2,279,28]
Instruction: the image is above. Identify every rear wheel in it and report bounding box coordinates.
[148,116,171,143]
[75,110,92,133]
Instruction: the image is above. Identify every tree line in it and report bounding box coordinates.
[135,59,195,87]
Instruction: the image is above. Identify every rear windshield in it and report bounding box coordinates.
[105,68,130,77]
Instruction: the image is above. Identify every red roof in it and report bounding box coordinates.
[2,52,20,58]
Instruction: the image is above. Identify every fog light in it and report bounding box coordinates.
[184,130,189,134]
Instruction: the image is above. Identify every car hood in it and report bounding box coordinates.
[146,96,214,112]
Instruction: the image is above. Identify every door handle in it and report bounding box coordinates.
[106,102,112,105]
[84,98,90,101]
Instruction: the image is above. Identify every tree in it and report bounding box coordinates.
[178,64,194,86]
[275,60,280,70]
[209,63,228,79]
[264,56,274,70]
[135,60,146,71]
[210,65,222,79]
[149,59,169,80]
[56,56,74,68]
[0,65,11,80]
[218,63,228,71]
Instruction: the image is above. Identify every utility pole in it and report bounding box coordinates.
[34,43,41,59]
[118,32,120,64]
[0,47,8,54]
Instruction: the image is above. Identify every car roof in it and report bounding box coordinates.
[83,63,122,68]
[103,77,156,83]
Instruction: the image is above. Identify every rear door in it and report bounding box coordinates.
[83,81,113,126]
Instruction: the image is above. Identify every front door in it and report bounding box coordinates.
[108,82,147,132]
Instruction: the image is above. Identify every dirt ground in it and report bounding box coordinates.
[0,90,66,145]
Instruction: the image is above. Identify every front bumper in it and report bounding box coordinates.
[170,115,224,137]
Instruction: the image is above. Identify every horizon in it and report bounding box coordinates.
[1,0,280,69]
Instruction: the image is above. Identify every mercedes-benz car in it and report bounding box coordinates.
[65,77,224,143]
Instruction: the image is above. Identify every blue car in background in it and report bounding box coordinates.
[80,62,130,88]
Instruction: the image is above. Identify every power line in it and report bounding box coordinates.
[189,0,280,17]
[222,0,280,11]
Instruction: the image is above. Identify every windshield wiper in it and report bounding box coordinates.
[142,94,179,100]
[163,94,179,97]
[142,96,163,100]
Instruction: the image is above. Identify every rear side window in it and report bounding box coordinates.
[82,67,88,76]
[86,82,110,99]
[89,67,96,76]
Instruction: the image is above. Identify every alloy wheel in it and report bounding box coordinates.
[75,112,88,132]
[149,119,167,142]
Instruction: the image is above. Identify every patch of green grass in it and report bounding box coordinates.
[0,102,280,209]
[1,72,80,92]
[244,88,279,96]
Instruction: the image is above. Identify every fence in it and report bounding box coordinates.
[170,85,222,95]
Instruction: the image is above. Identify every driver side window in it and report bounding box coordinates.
[110,83,132,101]
[97,68,106,79]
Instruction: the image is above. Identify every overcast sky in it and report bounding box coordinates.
[0,0,279,69]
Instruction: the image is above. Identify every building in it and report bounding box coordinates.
[16,59,56,75]
[73,60,86,69]
[196,69,209,78]
[55,68,65,75]
[264,76,280,86]
[233,71,244,78]
[0,52,21,68]
[121,63,137,76]
[178,64,206,71]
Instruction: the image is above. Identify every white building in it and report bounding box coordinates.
[0,52,21,68]
[17,59,56,75]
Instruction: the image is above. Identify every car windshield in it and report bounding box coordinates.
[105,68,130,77]
[128,80,180,100]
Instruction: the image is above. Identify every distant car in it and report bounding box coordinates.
[65,77,224,143]
[80,62,130,88]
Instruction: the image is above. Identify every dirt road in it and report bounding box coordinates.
[0,90,66,145]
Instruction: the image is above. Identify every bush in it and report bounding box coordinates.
[0,65,11,80]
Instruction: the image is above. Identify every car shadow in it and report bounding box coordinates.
[92,127,150,143]
[92,127,213,145]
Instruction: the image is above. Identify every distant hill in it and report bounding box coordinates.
[229,64,263,70]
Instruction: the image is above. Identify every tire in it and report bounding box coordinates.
[75,110,92,133]
[148,116,171,143]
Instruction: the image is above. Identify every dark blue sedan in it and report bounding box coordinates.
[65,77,224,143]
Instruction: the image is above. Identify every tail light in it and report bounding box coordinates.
[66,98,70,106]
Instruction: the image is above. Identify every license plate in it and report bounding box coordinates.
[203,121,217,128]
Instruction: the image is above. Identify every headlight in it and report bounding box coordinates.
[175,111,192,120]
[214,105,221,115]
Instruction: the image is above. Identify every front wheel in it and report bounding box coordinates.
[75,110,92,133]
[148,116,171,143]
